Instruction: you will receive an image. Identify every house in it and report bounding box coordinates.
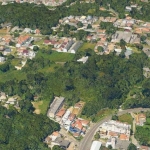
[77,56,88,64]
[6,97,16,105]
[28,51,36,59]
[70,119,83,133]
[47,96,65,118]
[90,141,102,150]
[68,113,76,121]
[100,120,131,140]
[125,6,132,12]
[53,137,70,149]
[3,47,11,55]
[143,48,150,57]
[141,146,149,150]
[55,108,66,122]
[136,113,146,126]
[115,139,130,150]
[16,35,32,47]
[120,134,129,141]
[50,131,61,141]
[45,136,51,144]
[106,137,116,149]
[79,119,90,127]
[143,67,150,78]
[0,56,5,63]
[62,110,71,124]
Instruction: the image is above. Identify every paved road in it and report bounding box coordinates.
[79,108,150,150]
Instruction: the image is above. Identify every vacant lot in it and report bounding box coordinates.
[37,51,74,62]
[78,42,96,51]
[118,113,133,125]
[32,100,50,115]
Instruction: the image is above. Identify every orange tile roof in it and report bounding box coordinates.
[56,108,66,117]
[52,131,59,137]
[35,29,40,34]
[74,120,83,130]
[80,119,90,126]
[108,131,118,137]
[18,35,30,44]
[120,134,129,140]
[141,146,149,150]
[68,113,76,121]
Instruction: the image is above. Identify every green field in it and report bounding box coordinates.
[0,70,26,83]
[118,113,133,125]
[37,51,75,62]
[39,100,50,115]
[78,42,96,51]
[32,100,50,115]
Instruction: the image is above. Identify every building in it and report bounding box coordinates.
[47,96,65,118]
[0,56,5,63]
[106,137,116,149]
[100,120,131,141]
[52,137,70,149]
[77,56,88,64]
[115,139,130,150]
[16,35,33,47]
[136,113,146,126]
[3,48,11,55]
[111,31,140,44]
[90,141,102,150]
[68,41,83,53]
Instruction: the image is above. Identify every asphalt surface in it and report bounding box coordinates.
[79,108,150,150]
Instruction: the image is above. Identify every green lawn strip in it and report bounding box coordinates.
[11,58,22,67]
[78,42,96,51]
[118,113,133,125]
[37,51,74,62]
[0,70,26,82]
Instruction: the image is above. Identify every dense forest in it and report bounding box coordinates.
[0,106,60,149]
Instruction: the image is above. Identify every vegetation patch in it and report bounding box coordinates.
[78,42,96,51]
[118,113,133,125]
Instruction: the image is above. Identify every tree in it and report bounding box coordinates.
[87,24,92,29]
[33,46,39,51]
[120,39,126,49]
[108,145,112,149]
[52,145,63,150]
[112,115,118,120]
[97,46,104,52]
[140,35,146,41]
[77,21,83,28]
[127,143,137,150]
[94,132,100,140]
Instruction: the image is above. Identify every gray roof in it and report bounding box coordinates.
[55,137,70,148]
[69,41,83,52]
[48,96,64,115]
[115,139,130,150]
[4,48,11,52]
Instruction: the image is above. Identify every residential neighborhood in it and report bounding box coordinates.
[0,0,150,150]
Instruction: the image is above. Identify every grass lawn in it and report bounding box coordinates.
[39,100,50,114]
[118,113,133,125]
[37,51,74,62]
[39,63,61,73]
[11,58,22,66]
[78,42,96,51]
[0,70,26,82]
[146,118,150,124]
[32,100,50,115]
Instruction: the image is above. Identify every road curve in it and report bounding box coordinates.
[79,108,150,150]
